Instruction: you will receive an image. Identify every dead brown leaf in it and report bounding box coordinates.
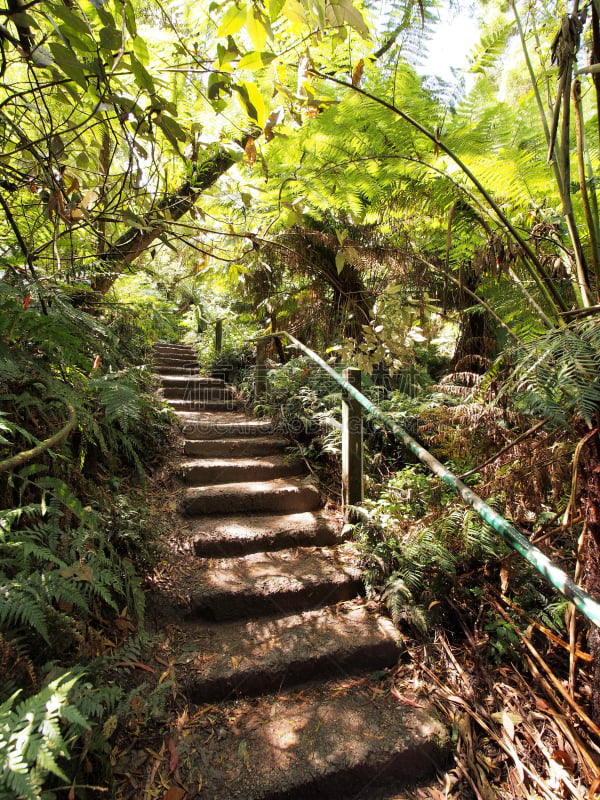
[244,138,257,165]
[162,787,186,800]
[168,738,179,772]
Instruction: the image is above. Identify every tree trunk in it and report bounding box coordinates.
[92,133,257,295]
[579,423,600,719]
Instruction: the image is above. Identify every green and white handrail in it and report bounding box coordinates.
[259,329,600,628]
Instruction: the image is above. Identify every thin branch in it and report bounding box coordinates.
[460,417,549,479]
[0,404,77,474]
[417,254,523,344]
[0,191,47,313]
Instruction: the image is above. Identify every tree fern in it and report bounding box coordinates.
[501,319,600,426]
[467,20,515,76]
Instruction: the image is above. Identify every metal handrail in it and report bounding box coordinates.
[261,330,600,627]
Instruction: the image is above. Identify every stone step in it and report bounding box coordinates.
[180,455,305,485]
[160,375,225,388]
[165,599,401,703]
[184,435,290,458]
[153,343,196,354]
[154,352,197,361]
[156,365,200,375]
[186,545,363,621]
[154,365,202,376]
[182,477,321,515]
[177,412,275,439]
[170,678,448,799]
[167,399,241,412]
[162,386,236,401]
[182,510,343,557]
[155,356,199,367]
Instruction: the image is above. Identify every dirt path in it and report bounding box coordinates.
[115,343,449,799]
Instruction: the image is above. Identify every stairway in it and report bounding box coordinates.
[148,342,448,799]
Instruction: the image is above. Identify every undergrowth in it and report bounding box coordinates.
[0,276,173,797]
[355,375,575,642]
[256,353,577,655]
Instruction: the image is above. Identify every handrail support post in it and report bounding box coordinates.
[215,319,223,354]
[255,338,268,400]
[342,367,363,521]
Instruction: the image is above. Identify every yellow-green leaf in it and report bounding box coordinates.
[218,3,247,37]
[246,7,268,50]
[282,0,307,29]
[133,35,150,65]
[326,0,369,38]
[238,51,276,71]
[237,81,265,126]
[49,5,91,37]
[268,0,287,22]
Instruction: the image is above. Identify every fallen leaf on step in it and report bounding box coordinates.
[551,749,576,773]
[169,738,179,771]
[390,688,426,708]
[162,787,186,800]
[238,739,250,769]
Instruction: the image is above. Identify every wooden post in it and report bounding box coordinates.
[255,338,267,400]
[215,319,223,353]
[342,367,363,520]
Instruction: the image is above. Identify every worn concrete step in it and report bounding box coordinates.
[167,399,241,412]
[180,455,305,485]
[169,599,401,703]
[177,412,275,439]
[162,386,236,401]
[160,375,225,388]
[182,477,321,515]
[171,677,449,799]
[182,510,343,557]
[154,343,196,353]
[184,435,290,459]
[187,545,362,621]
[154,365,202,376]
[155,356,199,368]
[154,352,197,361]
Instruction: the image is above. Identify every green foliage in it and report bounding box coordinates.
[0,270,173,795]
[501,319,600,427]
[187,291,261,383]
[0,672,87,800]
[484,615,521,665]
[252,356,341,435]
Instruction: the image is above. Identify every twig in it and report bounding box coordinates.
[460,418,549,479]
[423,662,559,799]
[143,741,165,795]
[489,596,600,740]
[564,428,598,526]
[531,515,583,546]
[568,525,587,697]
[454,756,487,800]
[523,656,600,781]
[497,592,592,662]
[438,633,475,699]
[0,191,47,314]
[528,718,586,800]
